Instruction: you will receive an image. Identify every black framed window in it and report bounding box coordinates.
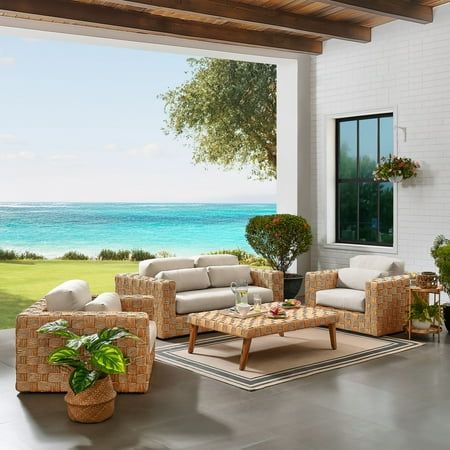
[336,113,394,246]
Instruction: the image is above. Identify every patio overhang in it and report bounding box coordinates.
[0,0,446,54]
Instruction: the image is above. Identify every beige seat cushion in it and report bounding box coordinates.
[45,279,92,311]
[316,288,366,313]
[207,265,253,288]
[337,268,382,291]
[155,268,210,293]
[149,322,157,350]
[194,254,239,267]
[176,286,273,315]
[350,255,405,276]
[84,292,122,312]
[139,257,194,278]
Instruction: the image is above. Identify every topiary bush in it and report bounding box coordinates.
[61,251,89,260]
[245,214,313,273]
[431,235,450,294]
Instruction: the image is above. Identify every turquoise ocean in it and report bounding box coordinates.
[0,203,276,258]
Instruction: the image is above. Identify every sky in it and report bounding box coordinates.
[0,30,276,203]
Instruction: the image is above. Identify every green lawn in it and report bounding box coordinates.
[0,260,136,329]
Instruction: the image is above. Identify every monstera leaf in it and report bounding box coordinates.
[91,345,127,374]
[69,367,99,394]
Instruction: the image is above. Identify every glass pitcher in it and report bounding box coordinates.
[230,281,249,307]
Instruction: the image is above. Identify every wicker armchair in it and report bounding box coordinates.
[115,269,284,339]
[305,270,410,336]
[16,294,155,393]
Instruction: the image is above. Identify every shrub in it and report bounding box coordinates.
[245,214,313,273]
[130,249,156,261]
[61,251,89,260]
[431,235,450,294]
[155,250,175,258]
[0,249,18,260]
[207,249,268,267]
[98,249,118,260]
[116,250,131,260]
[20,251,44,260]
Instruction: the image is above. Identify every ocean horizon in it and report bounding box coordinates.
[0,202,276,258]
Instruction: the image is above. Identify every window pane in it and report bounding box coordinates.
[359,182,378,243]
[359,118,377,178]
[338,182,358,242]
[380,116,393,159]
[379,182,394,244]
[338,121,357,179]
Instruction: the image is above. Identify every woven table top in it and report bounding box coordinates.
[188,304,337,339]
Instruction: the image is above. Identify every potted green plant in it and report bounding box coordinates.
[373,154,420,183]
[408,293,442,330]
[245,214,313,299]
[431,235,450,332]
[37,319,139,423]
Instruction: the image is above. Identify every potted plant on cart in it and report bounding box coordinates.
[373,154,420,183]
[245,214,313,299]
[37,319,139,423]
[431,235,450,332]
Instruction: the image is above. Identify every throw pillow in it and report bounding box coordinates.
[45,279,92,311]
[84,292,122,312]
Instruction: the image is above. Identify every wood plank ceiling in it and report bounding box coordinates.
[0,0,448,54]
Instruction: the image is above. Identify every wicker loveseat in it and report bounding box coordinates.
[16,294,155,393]
[305,256,409,337]
[115,255,283,339]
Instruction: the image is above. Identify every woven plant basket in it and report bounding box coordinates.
[64,376,117,423]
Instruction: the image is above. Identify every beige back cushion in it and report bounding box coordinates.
[194,254,239,268]
[84,292,122,312]
[207,265,253,288]
[337,268,382,291]
[139,257,195,278]
[45,279,92,311]
[349,255,405,276]
[156,268,211,292]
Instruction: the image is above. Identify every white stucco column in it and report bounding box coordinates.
[276,56,312,274]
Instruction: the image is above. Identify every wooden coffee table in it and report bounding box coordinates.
[187,304,338,370]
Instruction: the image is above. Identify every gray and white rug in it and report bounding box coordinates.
[156,328,423,391]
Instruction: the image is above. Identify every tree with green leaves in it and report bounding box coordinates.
[161,58,276,180]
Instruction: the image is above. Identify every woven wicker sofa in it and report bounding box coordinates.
[16,294,155,393]
[116,267,283,339]
[305,256,410,337]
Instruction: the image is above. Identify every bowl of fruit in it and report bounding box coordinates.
[281,299,302,309]
[266,304,287,319]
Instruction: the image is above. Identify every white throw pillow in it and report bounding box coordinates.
[207,265,253,288]
[84,292,122,312]
[349,255,405,276]
[45,279,92,311]
[337,268,382,291]
[155,268,211,292]
[194,254,239,268]
[139,257,194,278]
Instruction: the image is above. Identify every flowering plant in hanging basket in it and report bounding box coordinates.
[373,155,420,182]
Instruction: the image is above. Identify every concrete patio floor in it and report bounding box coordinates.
[1,328,450,450]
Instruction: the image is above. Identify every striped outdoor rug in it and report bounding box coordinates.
[155,328,422,391]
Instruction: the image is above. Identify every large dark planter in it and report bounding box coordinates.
[443,304,450,333]
[283,273,304,300]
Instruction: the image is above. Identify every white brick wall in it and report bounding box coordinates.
[310,3,450,275]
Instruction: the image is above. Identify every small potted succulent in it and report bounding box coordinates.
[373,154,420,183]
[431,235,450,332]
[246,214,313,299]
[408,293,442,330]
[37,320,139,423]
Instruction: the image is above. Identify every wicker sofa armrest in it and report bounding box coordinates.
[119,294,154,319]
[250,268,284,302]
[305,270,339,307]
[16,299,152,393]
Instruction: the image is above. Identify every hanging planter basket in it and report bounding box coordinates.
[373,155,420,183]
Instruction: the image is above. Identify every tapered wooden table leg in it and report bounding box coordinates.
[279,332,285,337]
[188,324,198,354]
[239,338,252,370]
[328,323,337,350]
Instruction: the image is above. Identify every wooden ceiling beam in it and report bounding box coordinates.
[318,1,433,24]
[0,0,322,54]
[120,0,371,43]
